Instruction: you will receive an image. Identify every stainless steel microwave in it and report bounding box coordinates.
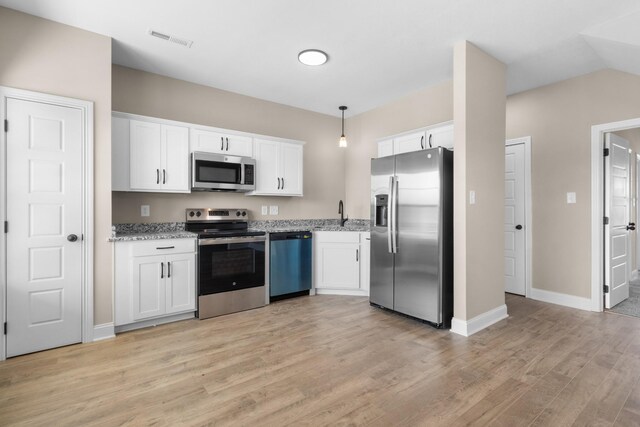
[191,152,255,192]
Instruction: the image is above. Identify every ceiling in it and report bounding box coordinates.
[2,0,640,117]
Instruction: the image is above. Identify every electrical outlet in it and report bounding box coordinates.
[567,192,576,204]
[261,205,268,215]
[269,205,279,215]
[141,205,150,217]
[469,191,476,205]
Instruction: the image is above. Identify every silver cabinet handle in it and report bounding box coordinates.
[156,169,160,184]
[226,137,229,151]
[421,135,424,150]
[277,177,281,189]
[281,177,284,189]
[428,133,433,148]
[156,246,175,250]
[160,262,164,279]
[167,261,171,278]
[162,169,166,184]
[220,136,224,151]
[356,249,359,262]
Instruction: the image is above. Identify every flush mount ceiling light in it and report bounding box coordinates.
[338,106,348,148]
[298,49,328,66]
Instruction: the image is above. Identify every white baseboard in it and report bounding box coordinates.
[114,312,195,334]
[314,288,369,297]
[529,287,592,311]
[93,323,115,342]
[451,304,508,337]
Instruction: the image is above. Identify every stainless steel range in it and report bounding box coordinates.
[185,208,266,319]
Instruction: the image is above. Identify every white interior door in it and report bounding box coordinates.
[504,143,526,295]
[6,98,83,357]
[605,133,631,308]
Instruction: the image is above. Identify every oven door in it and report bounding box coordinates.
[191,152,255,192]
[198,236,266,295]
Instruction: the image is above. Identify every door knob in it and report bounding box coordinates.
[627,224,636,231]
[67,234,78,242]
[515,225,523,230]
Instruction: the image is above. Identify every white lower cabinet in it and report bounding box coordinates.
[313,231,370,296]
[115,239,196,328]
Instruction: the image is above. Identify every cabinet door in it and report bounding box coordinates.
[429,124,454,150]
[165,254,196,314]
[315,243,360,289]
[112,117,130,191]
[378,138,394,158]
[191,129,253,157]
[393,130,427,155]
[359,234,371,292]
[280,142,303,196]
[131,256,166,320]
[161,125,190,192]
[226,134,253,157]
[253,139,280,194]
[130,120,162,190]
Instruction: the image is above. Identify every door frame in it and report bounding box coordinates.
[591,118,640,312]
[506,137,532,297]
[0,86,94,360]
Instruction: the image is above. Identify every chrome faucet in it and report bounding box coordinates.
[338,200,348,227]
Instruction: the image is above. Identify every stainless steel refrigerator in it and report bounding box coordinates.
[370,147,453,328]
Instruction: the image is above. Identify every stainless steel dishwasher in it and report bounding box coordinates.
[269,231,312,300]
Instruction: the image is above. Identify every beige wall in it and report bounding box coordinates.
[344,80,453,218]
[453,41,506,320]
[0,7,112,325]
[507,69,640,299]
[112,65,344,223]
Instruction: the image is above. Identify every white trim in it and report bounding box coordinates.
[314,289,369,297]
[114,312,195,334]
[0,86,94,360]
[529,287,592,311]
[450,304,508,337]
[93,323,115,342]
[506,136,532,298]
[591,118,640,313]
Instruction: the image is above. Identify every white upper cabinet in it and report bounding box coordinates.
[113,115,190,193]
[377,138,394,158]
[429,123,454,150]
[129,120,190,192]
[393,130,427,155]
[191,128,253,157]
[251,138,303,197]
[377,121,454,157]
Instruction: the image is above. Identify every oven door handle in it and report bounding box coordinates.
[199,236,266,246]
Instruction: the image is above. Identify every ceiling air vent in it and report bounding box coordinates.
[148,29,193,48]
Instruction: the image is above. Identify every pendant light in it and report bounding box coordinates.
[338,106,348,148]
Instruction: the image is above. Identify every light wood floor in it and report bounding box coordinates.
[2,294,640,426]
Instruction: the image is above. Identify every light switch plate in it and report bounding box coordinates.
[469,191,476,205]
[261,205,268,215]
[567,192,576,204]
[141,205,150,217]
[269,205,279,215]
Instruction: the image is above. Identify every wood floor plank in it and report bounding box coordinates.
[1,294,640,426]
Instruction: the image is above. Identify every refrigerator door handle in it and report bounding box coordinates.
[388,176,394,254]
[391,176,399,253]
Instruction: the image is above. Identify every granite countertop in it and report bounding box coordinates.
[109,219,370,242]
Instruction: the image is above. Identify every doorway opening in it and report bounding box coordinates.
[591,118,640,316]
[504,137,532,298]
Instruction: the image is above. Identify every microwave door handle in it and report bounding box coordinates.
[240,162,245,185]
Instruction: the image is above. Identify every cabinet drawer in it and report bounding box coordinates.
[129,239,196,257]
[314,231,360,243]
